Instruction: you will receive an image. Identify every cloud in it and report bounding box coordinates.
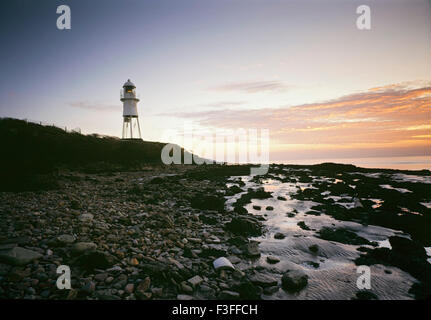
[171,81,431,158]
[403,124,431,131]
[155,101,247,117]
[210,81,289,93]
[68,101,118,112]
[197,101,246,108]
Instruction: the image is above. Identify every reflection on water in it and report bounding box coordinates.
[225,171,423,300]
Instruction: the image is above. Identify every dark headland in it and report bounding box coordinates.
[0,118,430,300]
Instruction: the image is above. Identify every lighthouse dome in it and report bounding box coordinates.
[123,79,136,88]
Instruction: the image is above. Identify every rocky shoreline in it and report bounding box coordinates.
[0,163,430,300]
[0,165,272,300]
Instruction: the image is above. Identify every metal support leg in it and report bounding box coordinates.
[136,118,142,140]
[122,119,125,139]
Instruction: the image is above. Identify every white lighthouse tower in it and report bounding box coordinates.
[121,79,142,140]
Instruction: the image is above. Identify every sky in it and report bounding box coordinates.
[0,0,430,163]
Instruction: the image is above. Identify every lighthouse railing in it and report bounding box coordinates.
[120,91,141,100]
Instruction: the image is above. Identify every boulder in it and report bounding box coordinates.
[225,217,262,237]
[389,236,427,259]
[79,214,94,222]
[218,290,240,299]
[297,221,311,231]
[309,244,319,253]
[318,227,370,245]
[244,241,261,258]
[231,278,262,299]
[263,286,279,295]
[201,244,227,258]
[0,247,42,266]
[281,270,308,292]
[74,250,116,271]
[54,234,76,246]
[266,256,280,264]
[195,284,216,299]
[191,195,225,212]
[71,242,97,255]
[274,232,285,240]
[249,273,278,288]
[213,257,235,270]
[187,275,204,287]
[354,290,379,300]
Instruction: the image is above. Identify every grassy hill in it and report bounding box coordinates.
[0,118,193,191]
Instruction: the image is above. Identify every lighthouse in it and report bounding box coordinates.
[121,79,142,140]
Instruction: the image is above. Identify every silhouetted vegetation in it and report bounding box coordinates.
[0,118,191,191]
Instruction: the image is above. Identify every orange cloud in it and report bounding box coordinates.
[173,81,431,159]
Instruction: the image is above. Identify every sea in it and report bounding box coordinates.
[276,156,431,171]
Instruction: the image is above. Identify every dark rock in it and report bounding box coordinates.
[266,256,280,264]
[232,187,272,209]
[263,286,279,295]
[70,200,81,210]
[81,281,96,294]
[71,242,97,255]
[218,290,240,299]
[195,284,216,299]
[281,270,308,292]
[225,217,262,237]
[309,244,319,253]
[305,210,321,216]
[233,206,248,214]
[318,227,371,245]
[135,277,151,298]
[274,232,285,240]
[249,273,277,287]
[74,250,116,271]
[353,290,378,300]
[49,234,76,247]
[40,289,51,298]
[297,221,311,231]
[191,194,225,212]
[232,278,262,299]
[199,214,218,225]
[183,247,198,258]
[389,236,427,259]
[0,247,42,266]
[305,261,320,268]
[141,261,170,281]
[248,188,272,200]
[201,244,227,258]
[244,241,261,258]
[149,176,165,184]
[225,185,243,196]
[228,236,248,246]
[187,275,203,287]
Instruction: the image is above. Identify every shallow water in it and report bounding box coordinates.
[225,171,425,300]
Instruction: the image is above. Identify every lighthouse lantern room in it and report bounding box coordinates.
[121,79,142,140]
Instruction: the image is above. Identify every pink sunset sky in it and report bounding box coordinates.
[1,0,430,162]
